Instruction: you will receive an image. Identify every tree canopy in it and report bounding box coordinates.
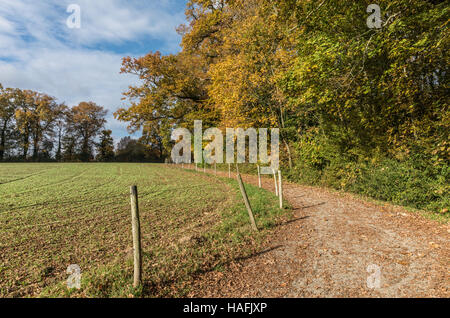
[115,0,449,213]
[116,0,448,166]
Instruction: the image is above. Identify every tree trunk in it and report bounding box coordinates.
[21,126,30,160]
[0,122,6,161]
[278,102,293,169]
[56,129,62,161]
[283,138,293,169]
[81,137,90,162]
[22,138,29,160]
[32,135,40,161]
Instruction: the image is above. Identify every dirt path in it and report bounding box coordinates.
[189,169,449,297]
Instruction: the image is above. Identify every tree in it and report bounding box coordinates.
[11,89,32,159]
[67,102,107,162]
[12,89,66,160]
[39,138,54,161]
[54,106,69,162]
[139,120,167,160]
[0,85,18,160]
[114,0,229,145]
[205,0,297,166]
[115,0,296,164]
[279,0,449,163]
[96,130,115,162]
[115,136,157,162]
[1,87,113,162]
[61,132,79,162]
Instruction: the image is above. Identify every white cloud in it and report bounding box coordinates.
[0,15,14,33]
[0,0,186,139]
[69,0,185,47]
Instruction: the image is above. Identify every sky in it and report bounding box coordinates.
[0,0,188,140]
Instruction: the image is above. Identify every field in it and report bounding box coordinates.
[0,163,288,297]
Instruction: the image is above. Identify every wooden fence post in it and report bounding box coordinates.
[237,174,258,232]
[278,170,283,209]
[272,169,278,196]
[130,185,142,288]
[257,165,261,188]
[228,163,231,178]
[203,164,206,173]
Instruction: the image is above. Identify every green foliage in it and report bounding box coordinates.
[348,160,448,211]
[96,130,115,162]
[288,129,448,214]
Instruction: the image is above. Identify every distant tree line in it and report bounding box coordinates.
[0,85,163,162]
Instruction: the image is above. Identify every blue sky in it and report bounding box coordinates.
[0,0,188,140]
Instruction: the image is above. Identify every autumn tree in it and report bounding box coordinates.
[1,87,115,162]
[0,85,18,160]
[115,50,216,138]
[15,91,66,161]
[11,89,33,159]
[116,0,297,164]
[116,0,448,166]
[205,0,298,166]
[114,0,234,145]
[67,102,107,162]
[109,0,450,212]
